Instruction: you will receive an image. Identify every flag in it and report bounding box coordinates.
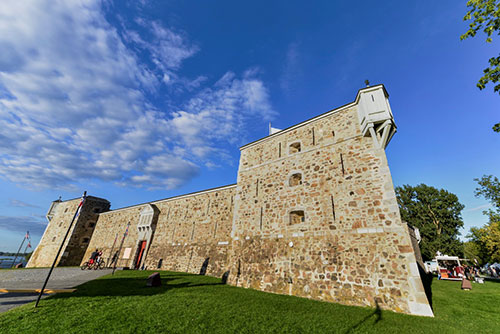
[75,192,87,218]
[25,231,29,239]
[269,122,281,135]
[28,242,31,248]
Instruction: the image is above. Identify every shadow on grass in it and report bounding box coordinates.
[0,293,40,306]
[343,300,382,334]
[47,274,224,300]
[484,277,500,283]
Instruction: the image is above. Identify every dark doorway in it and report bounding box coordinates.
[134,240,147,269]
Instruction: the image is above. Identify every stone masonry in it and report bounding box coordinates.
[28,196,110,267]
[28,85,433,316]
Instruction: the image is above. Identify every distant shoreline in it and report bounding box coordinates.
[0,252,31,257]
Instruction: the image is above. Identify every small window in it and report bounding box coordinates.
[64,208,68,213]
[82,238,90,243]
[289,142,301,154]
[52,236,56,242]
[88,222,95,228]
[93,208,101,213]
[289,173,302,186]
[288,142,300,154]
[289,210,305,225]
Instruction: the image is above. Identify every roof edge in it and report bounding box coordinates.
[52,195,110,204]
[240,84,387,150]
[100,183,237,215]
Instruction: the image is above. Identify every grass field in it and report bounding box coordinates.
[0,270,499,333]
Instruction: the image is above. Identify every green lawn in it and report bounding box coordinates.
[1,271,499,334]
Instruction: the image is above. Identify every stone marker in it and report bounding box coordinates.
[146,272,161,287]
[461,278,472,290]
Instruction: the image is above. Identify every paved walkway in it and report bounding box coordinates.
[0,268,112,313]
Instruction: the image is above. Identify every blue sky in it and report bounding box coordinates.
[0,0,498,252]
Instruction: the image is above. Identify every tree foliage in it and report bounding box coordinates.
[395,184,465,260]
[474,175,500,208]
[466,226,491,264]
[467,175,500,264]
[461,0,500,132]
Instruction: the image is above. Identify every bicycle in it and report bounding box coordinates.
[80,259,106,270]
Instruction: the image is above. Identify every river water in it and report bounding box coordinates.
[0,256,28,269]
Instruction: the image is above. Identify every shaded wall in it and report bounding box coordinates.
[82,186,236,276]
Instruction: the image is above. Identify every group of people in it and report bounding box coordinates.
[89,249,102,265]
[463,265,480,281]
[486,264,500,277]
[89,249,119,267]
[439,262,481,282]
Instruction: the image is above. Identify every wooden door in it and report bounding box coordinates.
[135,241,147,269]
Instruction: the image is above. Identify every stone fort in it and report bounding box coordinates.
[27,85,433,316]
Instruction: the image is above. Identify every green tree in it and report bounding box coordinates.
[395,184,465,261]
[461,0,500,132]
[467,174,500,263]
[475,175,500,208]
[466,226,490,264]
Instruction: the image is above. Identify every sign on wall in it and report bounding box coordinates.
[123,247,132,259]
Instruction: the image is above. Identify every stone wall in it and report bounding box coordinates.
[228,101,432,316]
[27,196,110,267]
[82,185,236,276]
[30,85,433,316]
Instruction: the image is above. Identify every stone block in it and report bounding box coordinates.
[146,272,161,287]
[461,278,472,290]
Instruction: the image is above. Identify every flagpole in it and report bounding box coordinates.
[35,191,87,308]
[22,235,32,255]
[22,242,30,254]
[10,232,27,268]
[107,233,118,268]
[112,222,130,275]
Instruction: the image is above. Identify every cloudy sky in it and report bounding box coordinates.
[0,0,498,251]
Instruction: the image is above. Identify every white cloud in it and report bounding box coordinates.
[0,0,275,190]
[170,70,276,159]
[0,215,47,235]
[464,204,491,212]
[280,42,301,93]
[9,199,40,208]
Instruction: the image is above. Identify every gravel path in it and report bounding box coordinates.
[0,267,112,313]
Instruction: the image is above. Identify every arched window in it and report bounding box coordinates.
[289,173,302,186]
[289,210,305,225]
[289,142,301,154]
